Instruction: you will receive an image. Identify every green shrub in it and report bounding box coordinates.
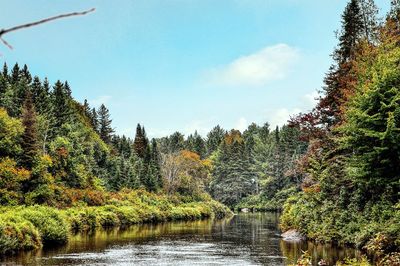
[0,214,41,254]
[64,207,99,231]
[16,206,69,244]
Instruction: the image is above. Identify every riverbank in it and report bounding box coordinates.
[0,212,362,265]
[280,193,400,265]
[0,190,232,255]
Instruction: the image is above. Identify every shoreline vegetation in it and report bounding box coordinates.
[0,189,232,254]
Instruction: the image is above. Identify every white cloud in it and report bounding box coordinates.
[235,117,248,132]
[263,90,319,129]
[89,95,112,107]
[205,44,299,88]
[268,108,302,128]
[303,90,319,107]
[147,129,173,139]
[184,120,213,137]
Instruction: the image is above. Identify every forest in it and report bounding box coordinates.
[0,0,399,265]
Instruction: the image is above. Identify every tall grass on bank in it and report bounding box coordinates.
[0,190,232,254]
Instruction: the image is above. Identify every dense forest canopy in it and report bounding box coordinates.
[0,62,306,207]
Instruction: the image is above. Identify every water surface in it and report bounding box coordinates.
[1,212,361,265]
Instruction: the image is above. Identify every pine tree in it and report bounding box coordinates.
[210,130,253,207]
[336,0,364,63]
[38,78,52,114]
[316,0,375,128]
[0,81,18,117]
[0,63,8,96]
[90,107,99,132]
[133,124,149,158]
[98,104,114,144]
[206,125,226,156]
[64,81,72,98]
[52,80,72,128]
[168,132,185,153]
[83,99,91,116]
[11,63,20,84]
[2,63,8,79]
[192,131,206,158]
[149,138,162,190]
[21,64,32,84]
[20,90,39,169]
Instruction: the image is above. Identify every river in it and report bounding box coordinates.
[0,212,362,265]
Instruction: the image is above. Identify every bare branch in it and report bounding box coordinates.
[0,37,13,49]
[0,8,95,50]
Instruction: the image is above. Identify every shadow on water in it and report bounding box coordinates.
[1,212,361,266]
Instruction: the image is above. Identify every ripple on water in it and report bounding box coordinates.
[45,240,283,266]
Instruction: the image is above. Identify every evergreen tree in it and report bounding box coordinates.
[0,81,18,117]
[0,66,7,96]
[20,90,39,169]
[83,99,91,117]
[98,104,114,144]
[2,63,8,79]
[339,26,400,201]
[64,81,72,98]
[149,138,162,190]
[168,131,185,153]
[38,78,52,114]
[317,0,376,127]
[210,130,253,207]
[90,107,99,132]
[11,63,20,84]
[21,64,32,84]
[186,131,206,158]
[133,124,149,158]
[206,125,226,156]
[52,80,72,128]
[336,0,364,63]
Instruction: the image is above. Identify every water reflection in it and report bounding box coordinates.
[1,213,360,265]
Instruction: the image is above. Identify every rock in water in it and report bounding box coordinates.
[281,229,305,241]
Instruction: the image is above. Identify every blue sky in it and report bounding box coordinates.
[1,0,390,138]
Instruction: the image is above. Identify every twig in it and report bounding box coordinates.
[0,8,95,49]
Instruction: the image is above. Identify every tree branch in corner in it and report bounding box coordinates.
[0,8,95,50]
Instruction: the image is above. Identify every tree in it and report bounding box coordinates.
[210,130,254,207]
[148,138,162,190]
[133,124,149,158]
[186,131,206,158]
[0,108,23,157]
[161,150,209,196]
[359,0,379,43]
[11,63,20,84]
[339,22,400,200]
[206,125,226,156]
[21,64,32,84]
[52,80,72,129]
[97,104,114,144]
[90,107,99,132]
[168,132,185,153]
[20,90,39,169]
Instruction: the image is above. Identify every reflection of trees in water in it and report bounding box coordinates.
[280,237,362,265]
[4,213,364,266]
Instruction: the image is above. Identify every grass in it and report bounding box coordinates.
[0,190,232,254]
